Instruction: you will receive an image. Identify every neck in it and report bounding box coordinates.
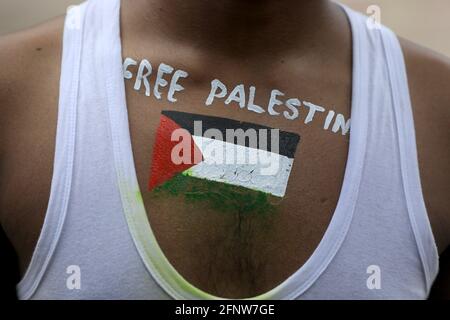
[125,0,346,59]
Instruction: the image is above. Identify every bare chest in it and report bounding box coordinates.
[123,56,351,298]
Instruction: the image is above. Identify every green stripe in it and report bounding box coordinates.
[152,172,276,215]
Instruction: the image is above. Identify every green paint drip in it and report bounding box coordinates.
[153,173,275,215]
[135,190,144,204]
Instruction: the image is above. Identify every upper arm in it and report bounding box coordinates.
[0,17,64,274]
[0,16,64,220]
[400,38,450,253]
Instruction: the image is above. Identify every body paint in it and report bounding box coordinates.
[332,114,351,135]
[148,114,203,190]
[267,89,284,116]
[303,101,326,124]
[153,171,275,215]
[135,59,152,96]
[324,110,336,130]
[154,63,174,100]
[148,111,300,213]
[123,57,351,136]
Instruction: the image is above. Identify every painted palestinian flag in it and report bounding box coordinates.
[149,111,300,214]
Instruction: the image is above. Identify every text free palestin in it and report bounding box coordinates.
[123,58,351,136]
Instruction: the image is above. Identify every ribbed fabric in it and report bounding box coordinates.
[17,0,438,300]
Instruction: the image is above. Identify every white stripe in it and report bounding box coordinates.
[186,136,294,197]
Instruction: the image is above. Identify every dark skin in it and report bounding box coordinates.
[0,0,449,299]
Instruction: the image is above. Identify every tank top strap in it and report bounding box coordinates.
[16,2,87,299]
[379,26,439,290]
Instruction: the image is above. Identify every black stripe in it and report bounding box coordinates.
[162,110,300,158]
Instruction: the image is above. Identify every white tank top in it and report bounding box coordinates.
[17,0,439,300]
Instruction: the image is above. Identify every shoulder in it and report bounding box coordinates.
[399,37,450,253]
[0,16,65,105]
[0,17,64,224]
[0,16,65,132]
[400,37,450,106]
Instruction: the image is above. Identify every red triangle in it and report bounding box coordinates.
[148,114,203,191]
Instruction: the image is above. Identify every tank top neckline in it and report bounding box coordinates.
[102,0,368,300]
